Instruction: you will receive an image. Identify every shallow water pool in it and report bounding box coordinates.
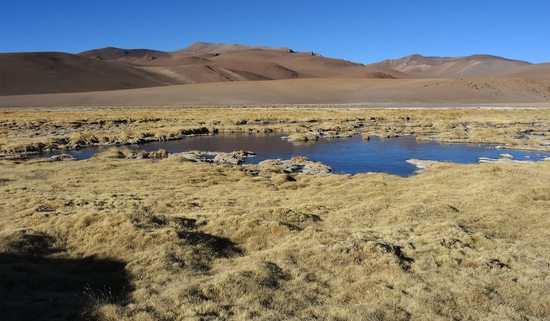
[41,134,549,176]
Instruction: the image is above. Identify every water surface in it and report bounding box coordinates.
[43,135,549,176]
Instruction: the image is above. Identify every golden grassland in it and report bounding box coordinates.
[1,107,549,155]
[1,154,549,321]
[1,107,550,320]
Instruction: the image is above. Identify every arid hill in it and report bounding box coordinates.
[0,43,411,95]
[0,43,548,105]
[370,54,532,77]
[79,47,172,61]
[174,42,292,55]
[0,52,176,95]
[78,43,404,84]
[496,63,550,81]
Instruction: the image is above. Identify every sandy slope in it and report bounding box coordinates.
[370,54,531,77]
[497,63,550,81]
[1,77,549,107]
[0,52,177,95]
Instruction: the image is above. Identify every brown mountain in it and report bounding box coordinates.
[173,42,292,55]
[80,43,404,83]
[0,43,404,95]
[370,54,532,77]
[0,52,176,95]
[79,47,171,62]
[1,43,548,105]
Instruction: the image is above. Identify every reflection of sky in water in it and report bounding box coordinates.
[42,134,549,176]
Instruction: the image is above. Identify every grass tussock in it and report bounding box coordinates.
[1,150,549,320]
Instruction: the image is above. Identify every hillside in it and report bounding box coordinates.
[0,43,407,95]
[497,63,550,81]
[370,54,532,77]
[0,52,176,95]
[79,47,172,61]
[0,43,548,100]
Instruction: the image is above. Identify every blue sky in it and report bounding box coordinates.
[1,0,549,63]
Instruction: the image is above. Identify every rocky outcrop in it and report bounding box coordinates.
[171,150,255,165]
[321,131,355,139]
[213,151,255,165]
[406,159,441,172]
[244,156,332,177]
[125,149,170,159]
[49,153,77,161]
[408,154,538,172]
[283,130,358,143]
[86,148,335,176]
[478,157,531,164]
[283,132,320,142]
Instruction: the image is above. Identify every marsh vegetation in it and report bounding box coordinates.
[1,108,549,157]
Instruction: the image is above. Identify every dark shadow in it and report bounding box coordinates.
[375,243,415,271]
[0,253,130,321]
[177,231,243,258]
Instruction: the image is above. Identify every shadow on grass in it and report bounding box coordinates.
[0,253,130,321]
[177,231,243,258]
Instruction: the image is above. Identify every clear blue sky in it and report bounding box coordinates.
[1,0,549,63]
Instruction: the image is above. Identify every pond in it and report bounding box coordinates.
[41,134,549,176]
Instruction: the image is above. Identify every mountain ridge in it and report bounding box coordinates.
[369,53,532,77]
[1,42,548,97]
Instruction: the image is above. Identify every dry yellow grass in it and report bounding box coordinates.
[1,107,550,320]
[1,155,549,320]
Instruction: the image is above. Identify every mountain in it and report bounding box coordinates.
[79,47,171,62]
[0,43,403,95]
[80,43,404,81]
[370,54,532,77]
[0,43,548,101]
[0,52,176,95]
[173,42,292,55]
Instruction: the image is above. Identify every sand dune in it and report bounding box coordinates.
[2,77,549,107]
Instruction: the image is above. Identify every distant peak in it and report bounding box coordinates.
[175,42,292,55]
[398,53,529,63]
[372,52,532,77]
[78,47,170,60]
